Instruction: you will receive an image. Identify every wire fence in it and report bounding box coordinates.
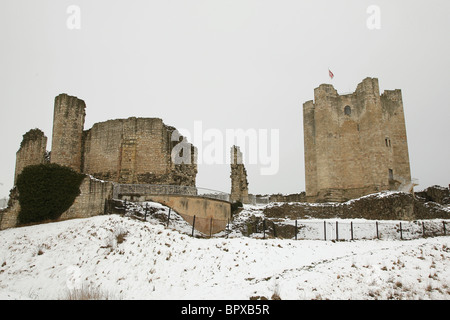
[110,200,450,241]
[119,200,230,238]
[242,219,450,241]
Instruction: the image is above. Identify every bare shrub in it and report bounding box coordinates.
[63,284,113,300]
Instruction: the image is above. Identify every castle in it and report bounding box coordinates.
[9,76,413,222]
[303,77,412,202]
[15,93,197,187]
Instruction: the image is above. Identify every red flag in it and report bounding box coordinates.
[329,69,334,79]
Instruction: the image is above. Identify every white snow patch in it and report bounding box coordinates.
[0,210,449,300]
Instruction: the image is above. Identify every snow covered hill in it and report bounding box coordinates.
[0,203,449,300]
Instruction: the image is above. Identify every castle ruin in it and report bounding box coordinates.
[303,77,412,202]
[230,145,249,204]
[15,93,198,187]
[14,129,48,184]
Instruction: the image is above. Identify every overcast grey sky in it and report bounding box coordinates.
[1,0,449,198]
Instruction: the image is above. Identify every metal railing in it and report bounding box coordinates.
[248,195,270,206]
[112,184,230,202]
[240,219,450,241]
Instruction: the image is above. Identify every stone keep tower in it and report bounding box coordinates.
[303,77,411,202]
[50,94,86,172]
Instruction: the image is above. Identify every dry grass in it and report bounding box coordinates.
[63,284,113,300]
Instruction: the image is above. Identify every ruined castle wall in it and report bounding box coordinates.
[83,117,196,186]
[303,100,318,197]
[230,146,249,203]
[59,176,114,220]
[303,78,411,202]
[14,129,47,184]
[51,94,86,172]
[0,176,114,230]
[381,90,411,186]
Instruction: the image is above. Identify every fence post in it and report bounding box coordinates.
[336,221,339,241]
[167,208,171,227]
[263,219,266,239]
[399,222,403,240]
[444,221,447,236]
[350,221,354,241]
[192,215,196,237]
[210,217,213,238]
[422,221,426,238]
[376,221,379,240]
[273,222,277,238]
[324,221,327,241]
[295,220,298,240]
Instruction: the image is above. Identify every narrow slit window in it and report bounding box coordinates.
[344,105,351,116]
[389,169,394,180]
[385,138,391,147]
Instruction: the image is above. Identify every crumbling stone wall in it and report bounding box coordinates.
[230,145,249,203]
[51,94,86,172]
[47,93,197,186]
[59,176,114,220]
[263,191,449,221]
[0,188,20,230]
[82,117,197,186]
[268,192,306,203]
[416,185,450,205]
[14,129,47,184]
[9,94,198,228]
[0,176,114,230]
[303,77,412,202]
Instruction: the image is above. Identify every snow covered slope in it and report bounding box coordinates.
[0,208,449,300]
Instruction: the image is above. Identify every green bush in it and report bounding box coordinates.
[16,163,85,225]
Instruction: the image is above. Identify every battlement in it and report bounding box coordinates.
[381,89,402,102]
[313,83,338,101]
[355,77,380,96]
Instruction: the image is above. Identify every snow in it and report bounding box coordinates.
[0,202,449,300]
[0,197,7,210]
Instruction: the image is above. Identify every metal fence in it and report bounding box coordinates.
[122,200,230,238]
[112,199,450,241]
[112,184,230,202]
[242,219,450,241]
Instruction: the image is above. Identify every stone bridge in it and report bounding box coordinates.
[112,184,232,235]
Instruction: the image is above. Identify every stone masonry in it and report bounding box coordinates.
[47,93,197,186]
[303,77,412,202]
[14,129,48,184]
[82,117,197,186]
[51,94,86,172]
[230,145,249,204]
[3,93,198,230]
